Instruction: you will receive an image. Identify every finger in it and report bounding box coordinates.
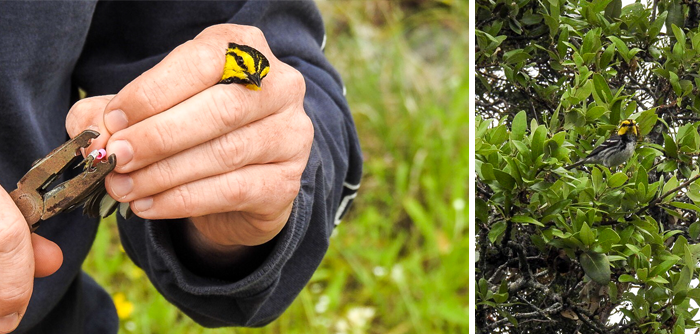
[0,188,34,333]
[31,234,63,278]
[105,62,305,173]
[105,110,312,201]
[129,162,303,221]
[103,24,274,134]
[65,95,114,154]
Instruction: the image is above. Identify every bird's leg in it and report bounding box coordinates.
[76,149,107,175]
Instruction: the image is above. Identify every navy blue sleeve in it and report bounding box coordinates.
[73,1,362,327]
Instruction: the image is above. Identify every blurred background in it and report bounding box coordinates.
[82,1,468,333]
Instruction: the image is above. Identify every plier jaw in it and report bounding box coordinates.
[10,130,116,232]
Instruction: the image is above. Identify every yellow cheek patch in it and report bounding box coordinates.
[221,53,247,82]
[260,65,270,79]
[232,48,256,74]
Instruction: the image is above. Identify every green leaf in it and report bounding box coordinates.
[476,198,489,223]
[608,36,630,63]
[530,125,547,159]
[599,43,615,69]
[585,106,607,121]
[688,183,700,204]
[592,74,613,103]
[618,274,636,282]
[511,215,545,227]
[672,24,686,45]
[688,222,700,239]
[662,175,679,202]
[635,108,658,136]
[648,276,669,284]
[596,228,620,253]
[579,222,595,246]
[650,258,678,277]
[504,49,531,65]
[671,202,700,213]
[591,167,603,195]
[511,110,527,140]
[604,0,621,20]
[489,221,507,243]
[580,252,611,284]
[608,172,628,188]
[675,266,692,292]
[494,169,516,190]
[649,11,667,40]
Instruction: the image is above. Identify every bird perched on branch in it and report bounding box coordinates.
[566,119,641,170]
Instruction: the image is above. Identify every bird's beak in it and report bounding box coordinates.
[249,74,262,88]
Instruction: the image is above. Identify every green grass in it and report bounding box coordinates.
[82,1,468,333]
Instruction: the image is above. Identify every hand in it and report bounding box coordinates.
[0,186,62,333]
[65,24,312,251]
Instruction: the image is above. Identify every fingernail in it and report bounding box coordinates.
[107,140,134,166]
[0,313,19,333]
[133,197,153,212]
[110,173,133,199]
[104,109,128,133]
[86,124,99,132]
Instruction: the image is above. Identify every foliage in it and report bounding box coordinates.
[82,1,468,333]
[476,0,700,333]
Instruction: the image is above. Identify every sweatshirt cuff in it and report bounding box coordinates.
[142,185,310,299]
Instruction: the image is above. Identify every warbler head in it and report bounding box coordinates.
[617,119,640,138]
[219,43,270,91]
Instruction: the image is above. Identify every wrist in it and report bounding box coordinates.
[169,219,275,280]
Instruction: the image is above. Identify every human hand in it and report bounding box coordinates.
[0,186,62,333]
[65,24,312,250]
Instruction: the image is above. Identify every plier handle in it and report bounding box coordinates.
[10,130,116,232]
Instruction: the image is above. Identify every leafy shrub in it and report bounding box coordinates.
[476,0,700,332]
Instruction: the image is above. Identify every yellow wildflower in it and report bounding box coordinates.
[113,293,134,319]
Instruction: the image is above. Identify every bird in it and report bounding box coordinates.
[83,43,270,219]
[565,119,640,170]
[219,42,270,90]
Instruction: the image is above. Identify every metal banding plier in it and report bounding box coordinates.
[10,130,116,232]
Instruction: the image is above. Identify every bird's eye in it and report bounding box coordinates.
[236,57,245,68]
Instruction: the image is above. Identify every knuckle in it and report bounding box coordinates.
[288,67,306,96]
[198,24,224,38]
[239,25,265,42]
[179,40,220,86]
[221,174,246,206]
[213,88,245,130]
[132,78,166,116]
[297,112,314,139]
[147,121,175,156]
[65,98,101,136]
[250,217,283,236]
[276,65,305,98]
[282,179,301,201]
[211,133,245,171]
[171,186,195,218]
[151,159,177,191]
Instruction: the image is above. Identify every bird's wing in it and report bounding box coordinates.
[585,134,623,158]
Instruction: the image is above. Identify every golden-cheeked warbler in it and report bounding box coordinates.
[219,42,270,90]
[565,119,640,170]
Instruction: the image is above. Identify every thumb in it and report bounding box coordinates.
[0,186,63,333]
[65,95,115,154]
[0,186,34,333]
